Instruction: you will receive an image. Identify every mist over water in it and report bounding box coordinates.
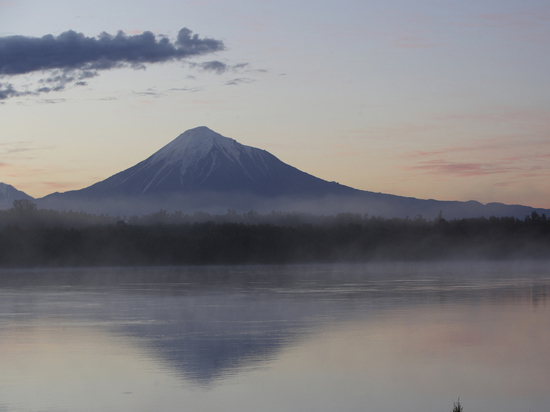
[1,262,549,412]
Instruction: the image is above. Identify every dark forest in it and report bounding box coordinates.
[1,200,550,267]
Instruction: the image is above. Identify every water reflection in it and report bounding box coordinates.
[0,262,549,412]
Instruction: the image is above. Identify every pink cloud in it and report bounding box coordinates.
[400,131,550,182]
[402,154,550,181]
[404,141,504,159]
[403,160,513,177]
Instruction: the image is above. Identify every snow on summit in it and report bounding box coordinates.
[66,126,299,197]
[149,126,255,169]
[147,126,258,174]
[141,126,271,187]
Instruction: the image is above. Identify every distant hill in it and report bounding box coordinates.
[0,183,34,209]
[37,126,549,219]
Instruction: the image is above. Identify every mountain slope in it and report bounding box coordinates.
[38,127,549,219]
[0,183,34,209]
[47,126,357,198]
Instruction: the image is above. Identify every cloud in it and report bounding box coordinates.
[225,77,255,86]
[400,138,550,182]
[0,141,55,157]
[189,61,251,74]
[0,82,22,99]
[403,160,510,177]
[0,28,225,99]
[133,88,164,97]
[0,28,224,75]
[197,60,229,74]
[404,141,504,159]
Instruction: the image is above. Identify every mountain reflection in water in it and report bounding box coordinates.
[0,262,549,412]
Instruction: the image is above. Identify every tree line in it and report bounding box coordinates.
[1,200,549,267]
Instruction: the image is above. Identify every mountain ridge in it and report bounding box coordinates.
[42,126,358,199]
[0,183,34,209]
[3,126,547,219]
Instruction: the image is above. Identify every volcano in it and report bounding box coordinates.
[64,126,357,198]
[38,127,549,219]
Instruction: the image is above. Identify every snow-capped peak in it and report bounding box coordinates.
[40,126,361,203]
[104,126,277,195]
[148,126,255,168]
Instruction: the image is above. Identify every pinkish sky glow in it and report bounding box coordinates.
[1,0,549,208]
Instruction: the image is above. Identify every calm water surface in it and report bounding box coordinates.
[0,262,549,412]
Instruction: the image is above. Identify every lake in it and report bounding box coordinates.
[0,262,549,412]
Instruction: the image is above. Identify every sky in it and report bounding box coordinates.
[1,0,550,208]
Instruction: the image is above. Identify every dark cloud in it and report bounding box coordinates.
[189,61,252,74]
[0,82,18,99]
[133,88,164,97]
[198,60,228,74]
[169,86,202,93]
[40,98,66,104]
[1,77,73,99]
[225,77,255,86]
[0,28,224,75]
[0,28,225,99]
[0,81,37,99]
[232,63,249,70]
